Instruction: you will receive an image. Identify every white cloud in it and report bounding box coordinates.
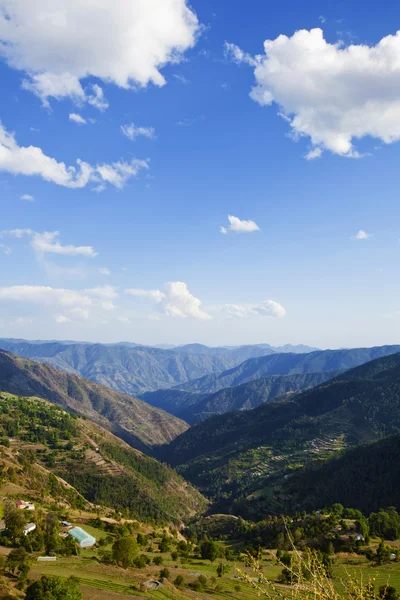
[87,84,108,111]
[223,300,286,319]
[226,28,400,157]
[121,123,155,141]
[69,113,87,125]
[352,229,373,240]
[0,123,148,189]
[1,228,33,238]
[20,193,34,201]
[118,316,131,324]
[0,243,11,255]
[173,74,190,84]
[55,314,70,323]
[224,42,258,66]
[0,284,118,321]
[1,229,98,257]
[126,288,165,303]
[220,215,260,234]
[0,0,200,106]
[305,147,322,161]
[126,281,211,320]
[98,267,111,276]
[31,231,98,257]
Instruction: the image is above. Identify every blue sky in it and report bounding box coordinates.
[0,0,400,348]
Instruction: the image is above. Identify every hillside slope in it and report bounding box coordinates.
[176,344,400,394]
[0,351,188,452]
[0,392,206,523]
[157,352,400,517]
[283,433,400,514]
[142,371,338,423]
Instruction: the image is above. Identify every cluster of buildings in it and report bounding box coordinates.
[13,500,95,547]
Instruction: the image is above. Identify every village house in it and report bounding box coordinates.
[23,523,36,536]
[16,500,35,510]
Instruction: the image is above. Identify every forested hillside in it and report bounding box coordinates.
[284,433,400,514]
[0,351,188,452]
[0,392,207,524]
[157,352,400,517]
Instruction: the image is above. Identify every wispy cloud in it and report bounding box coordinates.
[69,113,87,125]
[121,123,155,141]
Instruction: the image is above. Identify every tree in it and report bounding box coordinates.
[4,503,25,541]
[198,575,207,588]
[201,540,219,562]
[25,576,82,600]
[174,575,185,587]
[159,568,170,580]
[112,536,137,568]
[379,586,399,600]
[44,512,60,554]
[158,535,170,553]
[6,548,28,577]
[376,540,391,565]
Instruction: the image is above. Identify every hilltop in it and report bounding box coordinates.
[0,351,188,452]
[157,352,400,517]
[0,392,206,524]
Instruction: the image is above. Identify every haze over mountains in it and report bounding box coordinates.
[0,338,318,396]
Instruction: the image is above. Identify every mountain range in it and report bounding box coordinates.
[0,350,187,452]
[0,339,315,396]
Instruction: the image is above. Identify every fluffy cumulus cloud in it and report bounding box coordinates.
[220,215,260,234]
[0,284,117,320]
[223,300,286,319]
[0,123,148,189]
[0,0,200,106]
[352,229,373,240]
[126,281,211,320]
[121,123,155,141]
[225,28,400,157]
[1,228,97,257]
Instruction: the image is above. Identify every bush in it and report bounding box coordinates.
[174,575,185,588]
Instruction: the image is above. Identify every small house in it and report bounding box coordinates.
[23,523,36,536]
[68,526,96,548]
[16,500,35,511]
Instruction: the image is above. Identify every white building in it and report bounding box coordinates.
[23,523,36,536]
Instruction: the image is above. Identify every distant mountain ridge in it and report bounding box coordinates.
[0,350,188,452]
[141,370,339,423]
[175,345,400,394]
[0,338,318,395]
